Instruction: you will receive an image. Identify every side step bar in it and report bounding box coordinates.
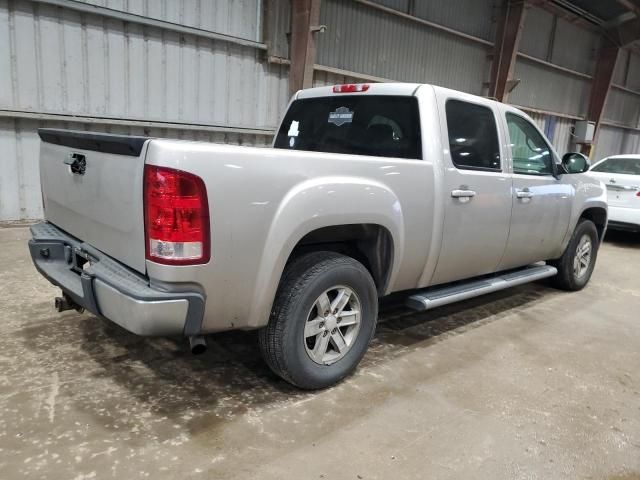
[406,264,557,312]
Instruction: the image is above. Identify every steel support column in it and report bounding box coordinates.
[582,40,619,155]
[488,0,527,102]
[289,0,321,97]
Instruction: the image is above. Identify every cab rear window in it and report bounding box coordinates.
[274,95,422,160]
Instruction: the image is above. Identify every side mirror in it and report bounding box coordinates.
[561,152,590,174]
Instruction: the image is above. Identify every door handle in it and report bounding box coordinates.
[516,188,533,199]
[451,189,476,198]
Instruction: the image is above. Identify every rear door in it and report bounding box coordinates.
[498,112,573,269]
[38,129,149,273]
[590,156,640,208]
[429,95,512,286]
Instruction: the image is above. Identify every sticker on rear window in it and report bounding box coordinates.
[328,107,353,126]
[287,120,300,137]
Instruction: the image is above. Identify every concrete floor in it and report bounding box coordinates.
[1,226,639,480]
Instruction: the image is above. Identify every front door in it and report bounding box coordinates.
[498,112,573,269]
[430,97,513,286]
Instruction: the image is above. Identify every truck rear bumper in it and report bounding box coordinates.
[28,222,205,336]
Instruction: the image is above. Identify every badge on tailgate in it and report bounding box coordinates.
[63,152,87,175]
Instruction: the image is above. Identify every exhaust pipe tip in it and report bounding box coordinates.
[189,336,207,355]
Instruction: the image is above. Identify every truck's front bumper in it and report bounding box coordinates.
[28,222,205,336]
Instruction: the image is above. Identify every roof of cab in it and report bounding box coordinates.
[294,82,535,128]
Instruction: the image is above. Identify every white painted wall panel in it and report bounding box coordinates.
[0,117,272,221]
[316,0,490,95]
[1,2,287,129]
[0,0,286,221]
[593,126,640,162]
[510,59,590,117]
[77,0,262,41]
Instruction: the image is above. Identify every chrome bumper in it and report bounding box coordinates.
[28,222,205,336]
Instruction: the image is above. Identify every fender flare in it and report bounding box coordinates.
[246,176,405,328]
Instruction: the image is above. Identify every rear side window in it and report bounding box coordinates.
[591,157,640,175]
[445,99,501,171]
[274,95,422,160]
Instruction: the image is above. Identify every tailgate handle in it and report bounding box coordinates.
[64,153,87,175]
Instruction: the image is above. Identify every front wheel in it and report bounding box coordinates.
[548,219,599,291]
[258,251,378,390]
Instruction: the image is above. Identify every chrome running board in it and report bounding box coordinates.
[406,264,557,312]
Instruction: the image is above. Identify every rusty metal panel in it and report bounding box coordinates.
[316,0,490,95]
[509,58,590,117]
[76,0,262,41]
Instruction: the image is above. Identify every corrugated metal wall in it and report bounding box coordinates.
[316,0,491,95]
[0,117,270,221]
[593,126,640,161]
[520,111,575,156]
[75,0,263,41]
[599,49,640,161]
[0,0,289,220]
[509,59,590,117]
[2,0,640,220]
[266,0,290,59]
[511,5,598,117]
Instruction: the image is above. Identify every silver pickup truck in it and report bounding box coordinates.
[29,83,607,389]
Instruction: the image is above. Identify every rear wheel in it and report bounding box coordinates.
[548,219,599,291]
[258,251,378,390]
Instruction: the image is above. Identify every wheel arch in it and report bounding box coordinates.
[288,223,395,296]
[579,206,608,241]
[246,176,405,329]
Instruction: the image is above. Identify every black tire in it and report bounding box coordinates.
[258,251,378,390]
[548,219,599,291]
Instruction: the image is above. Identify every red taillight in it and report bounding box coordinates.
[144,165,210,265]
[636,190,640,197]
[332,83,370,93]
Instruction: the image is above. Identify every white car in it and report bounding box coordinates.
[590,155,640,233]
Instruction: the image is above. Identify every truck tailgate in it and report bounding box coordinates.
[38,129,150,273]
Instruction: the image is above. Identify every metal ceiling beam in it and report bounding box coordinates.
[610,0,640,46]
[488,0,528,102]
[289,0,322,97]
